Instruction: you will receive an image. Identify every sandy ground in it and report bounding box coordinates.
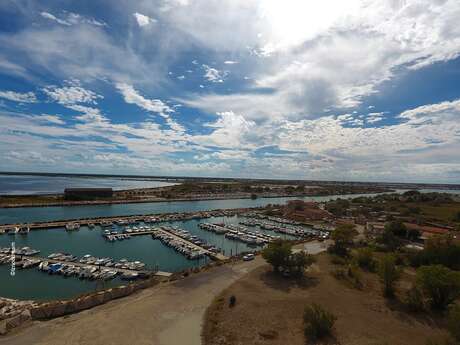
[203,253,449,345]
[0,258,264,345]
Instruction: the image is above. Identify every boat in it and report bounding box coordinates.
[65,223,80,231]
[48,263,63,274]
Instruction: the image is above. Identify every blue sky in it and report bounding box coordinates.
[0,0,459,183]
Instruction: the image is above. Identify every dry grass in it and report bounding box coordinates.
[202,253,450,345]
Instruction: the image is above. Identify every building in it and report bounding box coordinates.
[366,222,386,236]
[284,200,332,221]
[64,188,113,200]
[403,222,450,242]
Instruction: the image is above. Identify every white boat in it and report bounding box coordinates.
[66,223,80,231]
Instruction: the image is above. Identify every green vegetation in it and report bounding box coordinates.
[416,265,460,310]
[329,224,358,257]
[377,224,403,251]
[405,286,426,312]
[303,304,336,341]
[262,240,292,273]
[410,235,460,271]
[447,304,460,343]
[262,240,315,276]
[289,252,316,276]
[378,254,401,298]
[354,247,376,271]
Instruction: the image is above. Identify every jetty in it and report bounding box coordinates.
[0,207,259,232]
[156,227,228,261]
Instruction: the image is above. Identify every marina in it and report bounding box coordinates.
[0,190,407,301]
[0,210,305,301]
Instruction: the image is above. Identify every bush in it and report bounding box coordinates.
[405,286,426,312]
[262,240,292,273]
[330,224,358,257]
[304,304,336,340]
[347,264,364,289]
[410,235,460,271]
[416,265,460,310]
[354,247,376,271]
[447,304,460,342]
[329,254,349,266]
[331,264,363,289]
[378,254,400,298]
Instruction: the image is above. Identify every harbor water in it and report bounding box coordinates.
[0,214,296,301]
[1,188,457,301]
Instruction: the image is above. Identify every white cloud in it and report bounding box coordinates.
[224,60,238,64]
[116,83,173,118]
[43,82,102,105]
[40,11,106,27]
[0,90,37,103]
[133,13,156,27]
[29,114,65,125]
[202,65,227,83]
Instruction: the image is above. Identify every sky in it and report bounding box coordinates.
[0,0,459,183]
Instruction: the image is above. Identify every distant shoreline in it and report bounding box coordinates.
[0,191,387,209]
[1,171,459,188]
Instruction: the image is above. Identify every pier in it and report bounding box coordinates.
[155,227,228,261]
[12,253,172,278]
[0,207,256,232]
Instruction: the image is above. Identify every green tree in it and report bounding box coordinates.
[304,304,336,340]
[416,265,460,310]
[378,254,400,298]
[288,252,315,276]
[377,225,403,251]
[262,240,292,273]
[330,224,357,256]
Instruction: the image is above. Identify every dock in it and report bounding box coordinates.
[21,255,172,278]
[156,227,228,261]
[0,207,254,232]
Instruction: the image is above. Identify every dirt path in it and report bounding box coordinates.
[0,258,264,345]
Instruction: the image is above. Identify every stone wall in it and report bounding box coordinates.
[29,278,158,320]
[0,277,161,335]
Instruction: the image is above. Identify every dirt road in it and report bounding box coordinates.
[0,258,264,345]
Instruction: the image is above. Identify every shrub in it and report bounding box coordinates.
[416,265,460,310]
[447,304,460,342]
[378,254,400,298]
[355,247,376,271]
[329,254,348,266]
[410,235,460,270]
[405,286,426,312]
[304,304,336,340]
[330,224,358,257]
[347,264,364,289]
[331,268,347,280]
[331,265,362,289]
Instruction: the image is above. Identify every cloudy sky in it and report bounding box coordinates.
[0,0,459,183]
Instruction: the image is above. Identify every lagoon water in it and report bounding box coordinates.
[0,174,175,195]
[0,193,394,225]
